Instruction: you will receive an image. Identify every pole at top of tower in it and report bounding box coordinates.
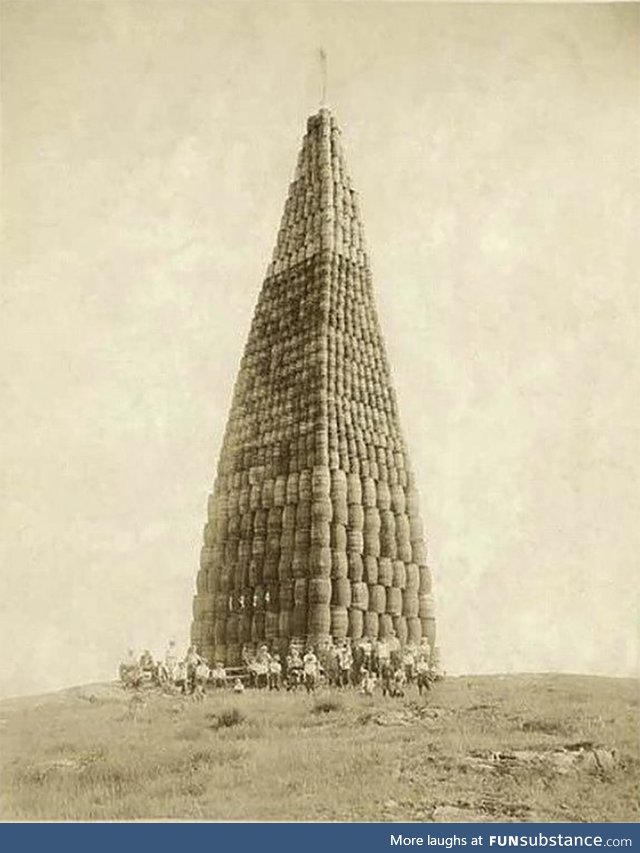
[319,48,327,108]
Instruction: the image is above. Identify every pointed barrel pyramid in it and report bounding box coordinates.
[191,108,435,665]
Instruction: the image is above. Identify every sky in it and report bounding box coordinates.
[1,1,638,698]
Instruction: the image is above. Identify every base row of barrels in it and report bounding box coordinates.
[191,609,436,666]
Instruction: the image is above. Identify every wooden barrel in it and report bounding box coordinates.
[331,549,348,579]
[265,611,279,641]
[348,504,364,531]
[402,590,419,618]
[421,617,436,649]
[332,577,352,608]
[292,604,307,637]
[308,577,331,605]
[378,613,393,639]
[407,616,421,645]
[351,581,369,610]
[348,608,364,640]
[330,605,349,640]
[310,545,332,577]
[419,565,433,594]
[308,604,331,636]
[378,557,393,587]
[368,584,386,613]
[405,563,419,591]
[278,610,292,639]
[386,587,402,616]
[393,615,408,646]
[348,552,364,581]
[364,610,379,639]
[418,593,435,618]
[294,578,308,607]
[392,560,406,589]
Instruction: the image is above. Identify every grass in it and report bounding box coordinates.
[0,674,638,821]
[312,697,344,714]
[208,707,245,729]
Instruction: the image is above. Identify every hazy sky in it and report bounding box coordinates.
[1,1,638,698]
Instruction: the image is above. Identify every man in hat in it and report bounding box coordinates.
[254,644,270,690]
[184,644,203,695]
[416,653,431,696]
[388,629,402,670]
[286,645,303,691]
[337,641,353,688]
[403,644,417,685]
[303,646,319,694]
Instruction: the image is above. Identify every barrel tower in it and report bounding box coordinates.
[191,108,436,665]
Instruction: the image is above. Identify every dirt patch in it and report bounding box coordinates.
[463,744,617,776]
[359,705,448,727]
[521,718,572,736]
[433,804,497,822]
[433,798,539,823]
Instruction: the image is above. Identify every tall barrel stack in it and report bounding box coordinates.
[191,108,436,665]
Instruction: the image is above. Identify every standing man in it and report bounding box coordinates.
[286,645,303,691]
[388,629,402,670]
[268,654,282,691]
[403,644,417,685]
[303,646,319,694]
[416,653,431,696]
[337,641,353,688]
[254,644,271,690]
[184,645,203,695]
[357,637,373,678]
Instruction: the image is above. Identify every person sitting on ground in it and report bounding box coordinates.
[232,677,245,694]
[268,654,282,691]
[392,666,406,698]
[360,671,377,696]
[139,649,155,672]
[210,661,227,689]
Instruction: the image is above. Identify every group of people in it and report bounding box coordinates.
[242,636,442,697]
[119,642,210,696]
[119,636,443,699]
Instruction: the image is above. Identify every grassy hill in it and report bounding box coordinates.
[0,674,637,822]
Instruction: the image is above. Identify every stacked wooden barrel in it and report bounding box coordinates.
[191,108,436,665]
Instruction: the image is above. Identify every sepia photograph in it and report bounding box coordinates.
[1,0,638,824]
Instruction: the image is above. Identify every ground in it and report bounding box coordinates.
[0,674,637,822]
